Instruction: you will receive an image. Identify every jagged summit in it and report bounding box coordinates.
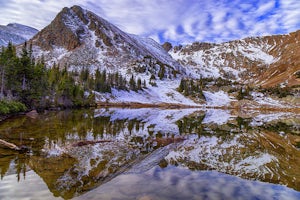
[29,5,182,76]
[0,23,38,46]
[32,5,96,51]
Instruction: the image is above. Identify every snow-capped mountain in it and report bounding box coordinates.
[18,5,299,107]
[169,31,300,87]
[24,5,199,106]
[29,5,182,77]
[0,23,38,46]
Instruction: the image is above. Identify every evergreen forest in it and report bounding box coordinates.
[0,42,146,115]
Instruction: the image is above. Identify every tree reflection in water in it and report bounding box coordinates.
[0,108,299,199]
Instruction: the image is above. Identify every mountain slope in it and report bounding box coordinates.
[29,5,182,76]
[0,23,38,46]
[18,5,299,108]
[169,31,300,87]
[24,5,199,106]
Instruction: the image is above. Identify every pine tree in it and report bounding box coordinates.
[178,78,185,93]
[137,78,142,90]
[129,74,136,91]
[80,67,89,83]
[237,87,244,100]
[94,69,111,93]
[158,65,165,80]
[80,67,90,90]
[149,74,156,86]
[114,72,119,87]
[0,46,6,98]
[95,68,102,92]
[20,42,32,91]
[4,42,18,96]
[28,61,48,108]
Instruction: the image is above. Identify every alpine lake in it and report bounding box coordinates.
[0,108,300,200]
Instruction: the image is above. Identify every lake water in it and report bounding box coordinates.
[0,108,299,200]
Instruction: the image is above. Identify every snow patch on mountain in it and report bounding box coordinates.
[169,38,279,80]
[238,42,277,64]
[0,23,38,46]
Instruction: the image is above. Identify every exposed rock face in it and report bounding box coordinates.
[32,7,82,51]
[29,5,182,78]
[258,31,300,87]
[162,42,172,52]
[170,31,300,87]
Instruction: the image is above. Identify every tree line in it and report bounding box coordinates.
[0,42,147,113]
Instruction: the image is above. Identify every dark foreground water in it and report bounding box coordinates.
[0,108,299,200]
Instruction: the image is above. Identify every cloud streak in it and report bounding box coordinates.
[0,0,299,44]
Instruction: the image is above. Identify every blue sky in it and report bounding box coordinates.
[0,0,300,44]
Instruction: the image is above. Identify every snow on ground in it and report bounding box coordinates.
[95,79,200,106]
[222,66,243,80]
[130,34,181,70]
[238,42,277,64]
[95,76,238,108]
[95,80,295,109]
[203,90,233,107]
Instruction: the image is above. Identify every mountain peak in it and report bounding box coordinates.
[29,5,181,76]
[30,5,90,51]
[0,23,38,46]
[70,5,85,13]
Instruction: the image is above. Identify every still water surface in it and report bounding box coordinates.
[0,108,299,199]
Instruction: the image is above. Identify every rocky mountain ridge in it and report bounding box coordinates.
[0,23,38,46]
[169,31,300,87]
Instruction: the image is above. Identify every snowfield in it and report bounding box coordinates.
[95,79,200,106]
[169,36,279,82]
[203,90,234,107]
[94,81,296,109]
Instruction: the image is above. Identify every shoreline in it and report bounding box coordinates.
[1,102,299,124]
[96,101,300,113]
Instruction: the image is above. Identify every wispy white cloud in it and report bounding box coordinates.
[278,0,300,32]
[0,0,299,44]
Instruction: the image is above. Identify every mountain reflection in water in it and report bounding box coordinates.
[78,166,300,200]
[0,108,299,199]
